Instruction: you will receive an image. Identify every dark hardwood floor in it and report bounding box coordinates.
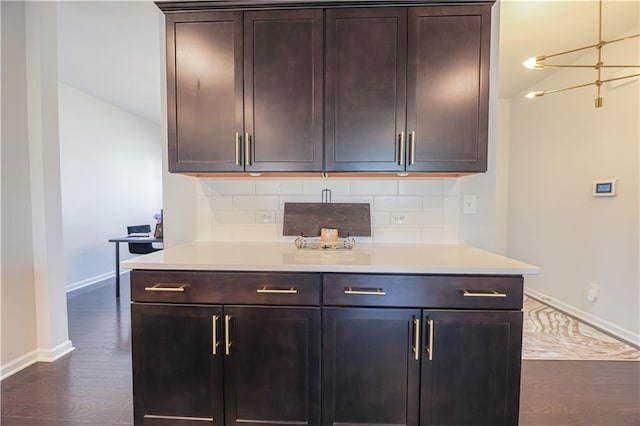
[2,275,639,425]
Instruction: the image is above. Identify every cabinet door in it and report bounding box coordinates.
[322,308,420,426]
[325,8,407,172]
[407,5,491,173]
[420,310,523,426]
[223,306,321,425]
[166,12,244,173]
[244,10,323,172]
[131,304,223,425]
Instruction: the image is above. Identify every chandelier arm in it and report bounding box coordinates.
[604,33,640,46]
[542,81,598,96]
[543,43,601,60]
[601,73,640,84]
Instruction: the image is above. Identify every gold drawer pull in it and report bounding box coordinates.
[412,318,420,361]
[344,287,386,296]
[462,290,507,298]
[144,283,186,292]
[256,287,298,294]
[426,319,434,361]
[225,315,233,356]
[212,315,220,355]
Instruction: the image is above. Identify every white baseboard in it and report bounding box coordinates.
[525,288,640,347]
[37,339,75,362]
[1,340,75,381]
[66,270,128,293]
[1,350,38,381]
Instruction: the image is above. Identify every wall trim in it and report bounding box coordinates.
[1,340,75,381]
[37,339,75,362]
[66,270,128,293]
[1,350,38,381]
[525,288,640,348]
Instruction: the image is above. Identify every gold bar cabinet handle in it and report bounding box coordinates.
[462,290,507,298]
[413,318,420,361]
[398,131,405,165]
[344,287,386,296]
[426,319,434,361]
[212,315,220,355]
[245,133,251,166]
[235,132,241,166]
[224,315,232,355]
[144,283,186,292]
[256,287,298,294]
[409,131,416,165]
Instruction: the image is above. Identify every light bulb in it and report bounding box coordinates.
[522,57,538,69]
[525,91,544,99]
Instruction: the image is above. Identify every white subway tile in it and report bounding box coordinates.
[407,211,443,227]
[302,180,350,195]
[443,196,460,227]
[232,225,278,242]
[213,211,255,225]
[209,179,255,195]
[374,196,422,211]
[442,225,459,243]
[196,179,211,196]
[208,225,233,242]
[279,195,318,210]
[422,196,445,209]
[443,179,460,196]
[350,180,397,195]
[233,195,279,210]
[256,180,303,195]
[332,195,374,205]
[208,195,234,211]
[373,227,422,243]
[196,196,213,241]
[421,227,444,244]
[371,211,391,227]
[398,180,444,196]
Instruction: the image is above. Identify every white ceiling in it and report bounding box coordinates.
[56,0,640,124]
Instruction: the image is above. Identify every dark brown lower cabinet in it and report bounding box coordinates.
[132,304,320,426]
[420,310,523,426]
[131,271,523,426]
[322,308,421,426]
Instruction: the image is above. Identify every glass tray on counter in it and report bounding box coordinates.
[294,236,356,251]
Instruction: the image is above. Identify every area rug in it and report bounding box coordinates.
[522,296,640,361]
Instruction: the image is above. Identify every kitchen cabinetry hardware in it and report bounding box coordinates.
[245,133,251,166]
[399,131,405,165]
[344,287,386,296]
[413,317,420,361]
[409,131,416,165]
[426,318,434,361]
[144,283,185,292]
[224,315,232,355]
[212,315,220,355]
[462,290,508,298]
[256,287,298,294]
[235,132,241,166]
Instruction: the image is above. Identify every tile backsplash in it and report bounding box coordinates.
[196,178,461,244]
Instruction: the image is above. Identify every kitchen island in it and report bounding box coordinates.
[123,242,538,426]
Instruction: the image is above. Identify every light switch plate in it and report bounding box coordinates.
[463,195,477,215]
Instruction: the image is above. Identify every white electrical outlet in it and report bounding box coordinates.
[391,213,408,225]
[463,195,477,215]
[586,283,599,302]
[256,211,276,224]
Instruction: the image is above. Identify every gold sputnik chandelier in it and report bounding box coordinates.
[523,0,639,107]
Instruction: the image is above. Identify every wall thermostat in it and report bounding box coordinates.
[593,179,616,197]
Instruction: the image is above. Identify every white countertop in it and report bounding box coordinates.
[121,241,539,275]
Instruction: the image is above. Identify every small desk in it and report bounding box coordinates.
[108,236,163,297]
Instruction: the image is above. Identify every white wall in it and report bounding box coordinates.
[1,1,73,379]
[506,22,640,343]
[1,0,38,377]
[58,82,163,291]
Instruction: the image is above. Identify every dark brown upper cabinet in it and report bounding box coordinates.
[325,4,491,173]
[166,10,323,173]
[325,8,408,172]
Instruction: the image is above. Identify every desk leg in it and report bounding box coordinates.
[115,242,120,298]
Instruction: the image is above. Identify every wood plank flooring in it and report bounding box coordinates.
[2,275,639,425]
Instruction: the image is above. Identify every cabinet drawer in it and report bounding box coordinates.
[131,270,320,306]
[323,274,523,309]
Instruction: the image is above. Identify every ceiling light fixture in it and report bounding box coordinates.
[522,0,639,107]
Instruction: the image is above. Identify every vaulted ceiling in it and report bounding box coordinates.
[56,0,640,125]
